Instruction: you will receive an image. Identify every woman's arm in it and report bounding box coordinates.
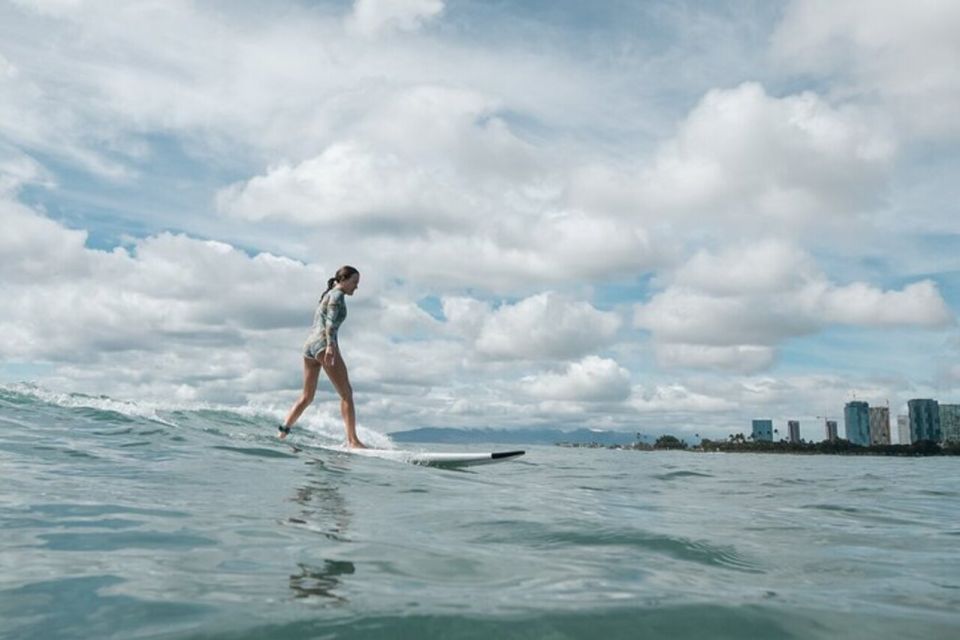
[322,290,343,362]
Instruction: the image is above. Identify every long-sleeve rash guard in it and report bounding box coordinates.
[303,288,347,357]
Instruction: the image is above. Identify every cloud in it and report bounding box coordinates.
[651,344,776,374]
[216,141,469,232]
[628,383,738,414]
[0,40,131,179]
[348,0,444,38]
[441,296,491,339]
[522,356,631,402]
[0,146,54,194]
[817,280,953,326]
[635,240,953,371]
[215,84,542,234]
[0,197,323,364]
[0,53,18,80]
[374,297,442,337]
[637,82,895,231]
[0,3,661,293]
[10,0,82,17]
[216,80,664,290]
[2,1,958,439]
[0,196,633,430]
[773,0,960,138]
[475,292,621,361]
[0,0,622,175]
[0,194,90,284]
[671,240,815,295]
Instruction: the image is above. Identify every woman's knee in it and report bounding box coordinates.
[339,386,353,403]
[301,391,316,405]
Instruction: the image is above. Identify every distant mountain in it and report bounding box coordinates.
[389,427,646,446]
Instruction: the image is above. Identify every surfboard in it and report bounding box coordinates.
[319,445,525,468]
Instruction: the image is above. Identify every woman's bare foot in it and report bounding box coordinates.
[347,439,367,449]
[278,425,291,440]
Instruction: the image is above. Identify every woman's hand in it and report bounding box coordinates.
[324,345,336,367]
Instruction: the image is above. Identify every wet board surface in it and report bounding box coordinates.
[319,446,526,468]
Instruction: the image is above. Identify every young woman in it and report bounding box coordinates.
[279,265,365,448]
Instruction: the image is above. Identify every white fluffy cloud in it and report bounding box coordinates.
[216,141,469,231]
[773,0,960,138]
[0,196,91,285]
[637,82,895,231]
[348,0,444,38]
[474,292,622,361]
[0,197,634,429]
[635,240,953,371]
[522,356,631,402]
[0,0,608,174]
[441,296,491,339]
[0,193,322,369]
[216,80,662,290]
[628,383,738,414]
[671,240,815,296]
[216,85,537,235]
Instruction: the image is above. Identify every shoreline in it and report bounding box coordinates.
[556,440,960,457]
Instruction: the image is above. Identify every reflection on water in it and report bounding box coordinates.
[287,458,354,603]
[288,460,352,542]
[289,560,356,603]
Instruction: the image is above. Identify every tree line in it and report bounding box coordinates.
[695,436,960,456]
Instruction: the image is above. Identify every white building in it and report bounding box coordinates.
[897,415,910,445]
[868,406,891,445]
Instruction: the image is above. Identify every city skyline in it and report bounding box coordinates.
[750,396,960,446]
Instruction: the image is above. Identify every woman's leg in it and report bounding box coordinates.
[280,357,322,438]
[322,349,364,448]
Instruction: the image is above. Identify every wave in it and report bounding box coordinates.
[0,383,391,447]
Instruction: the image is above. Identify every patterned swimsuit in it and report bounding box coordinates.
[303,288,347,359]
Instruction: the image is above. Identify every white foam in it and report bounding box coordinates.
[296,413,395,449]
[3,383,180,427]
[2,383,395,447]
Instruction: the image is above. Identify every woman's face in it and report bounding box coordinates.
[341,272,360,295]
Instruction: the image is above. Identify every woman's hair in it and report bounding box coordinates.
[322,265,359,299]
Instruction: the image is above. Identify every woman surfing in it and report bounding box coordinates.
[278,265,365,448]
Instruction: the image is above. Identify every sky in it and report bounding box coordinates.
[2,0,959,441]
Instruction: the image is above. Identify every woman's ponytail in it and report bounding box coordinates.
[320,265,359,302]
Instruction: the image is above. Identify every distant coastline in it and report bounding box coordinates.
[390,427,960,456]
[391,426,641,447]
[559,435,960,456]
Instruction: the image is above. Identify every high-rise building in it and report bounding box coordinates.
[825,420,838,442]
[751,419,773,442]
[908,399,941,442]
[897,415,910,445]
[844,401,870,446]
[787,420,800,443]
[868,406,891,445]
[939,404,960,444]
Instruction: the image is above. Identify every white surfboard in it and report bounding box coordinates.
[320,445,525,468]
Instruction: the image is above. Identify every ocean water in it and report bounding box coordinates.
[1,385,959,640]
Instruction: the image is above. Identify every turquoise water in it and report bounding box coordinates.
[2,385,959,639]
